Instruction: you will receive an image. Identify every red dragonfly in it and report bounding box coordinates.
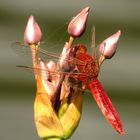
[12,31,125,135]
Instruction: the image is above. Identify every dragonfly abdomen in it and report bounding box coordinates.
[89,79,125,135]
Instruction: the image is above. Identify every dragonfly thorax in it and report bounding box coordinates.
[75,44,99,81]
[85,60,99,79]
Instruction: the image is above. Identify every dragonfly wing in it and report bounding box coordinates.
[11,41,62,64]
[12,41,85,68]
[17,65,85,90]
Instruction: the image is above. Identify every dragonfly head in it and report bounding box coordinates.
[75,44,87,54]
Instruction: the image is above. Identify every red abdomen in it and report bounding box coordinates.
[89,79,125,135]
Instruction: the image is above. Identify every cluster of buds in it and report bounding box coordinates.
[24,6,122,140]
[24,9,86,140]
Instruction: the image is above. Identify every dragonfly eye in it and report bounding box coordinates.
[76,44,87,53]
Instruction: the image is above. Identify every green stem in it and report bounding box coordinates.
[43,138,63,140]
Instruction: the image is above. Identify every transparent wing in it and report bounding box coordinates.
[17,65,87,81]
[17,65,86,91]
[12,41,85,67]
[11,41,64,64]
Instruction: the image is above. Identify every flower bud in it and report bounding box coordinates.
[47,61,57,85]
[59,42,75,72]
[38,60,55,99]
[68,7,90,38]
[59,42,70,71]
[47,61,56,73]
[24,15,42,45]
[99,30,121,59]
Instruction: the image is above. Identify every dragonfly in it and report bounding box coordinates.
[12,28,124,135]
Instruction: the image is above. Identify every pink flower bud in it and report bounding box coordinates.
[59,42,71,71]
[24,15,42,45]
[47,61,56,73]
[46,61,57,84]
[68,7,90,38]
[59,42,77,71]
[38,60,55,99]
[99,30,121,59]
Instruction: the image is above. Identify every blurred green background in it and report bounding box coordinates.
[0,0,140,140]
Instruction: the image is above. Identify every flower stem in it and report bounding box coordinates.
[43,138,63,140]
[99,54,105,66]
[68,36,74,48]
